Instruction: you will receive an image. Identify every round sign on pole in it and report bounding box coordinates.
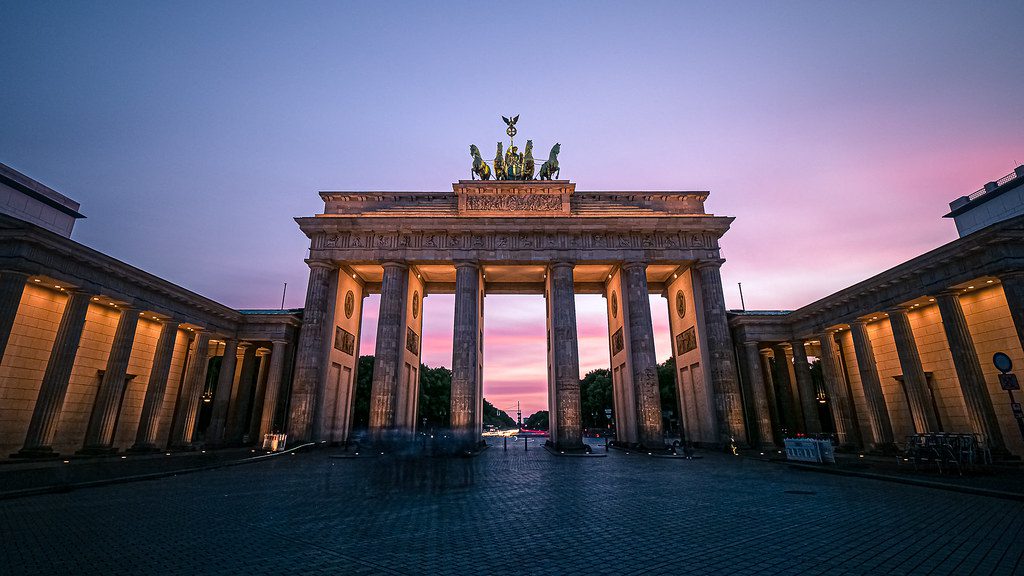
[993,352,1013,374]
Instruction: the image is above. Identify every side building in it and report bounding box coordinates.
[0,163,301,457]
[729,166,1024,457]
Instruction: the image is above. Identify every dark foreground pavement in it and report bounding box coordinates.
[1,439,1022,575]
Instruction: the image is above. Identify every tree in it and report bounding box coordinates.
[351,355,375,431]
[483,399,516,428]
[523,410,549,430]
[579,368,612,428]
[418,363,452,429]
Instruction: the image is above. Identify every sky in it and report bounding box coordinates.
[2,1,1023,416]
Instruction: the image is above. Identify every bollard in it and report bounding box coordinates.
[525,437,528,451]
[504,436,507,451]
[605,436,609,452]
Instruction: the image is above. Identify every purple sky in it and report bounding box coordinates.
[3,2,1022,415]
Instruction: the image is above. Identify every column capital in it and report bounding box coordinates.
[885,305,912,315]
[1,270,31,280]
[621,260,648,271]
[997,271,1024,282]
[380,260,409,273]
[271,339,289,346]
[305,259,335,270]
[453,260,480,270]
[693,259,725,270]
[935,288,964,299]
[548,261,575,270]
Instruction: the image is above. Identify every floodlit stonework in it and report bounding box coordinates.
[2,158,1024,460]
[290,179,743,451]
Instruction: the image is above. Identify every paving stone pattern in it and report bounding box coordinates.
[1,439,1022,575]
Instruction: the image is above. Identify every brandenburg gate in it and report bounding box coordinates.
[286,130,746,453]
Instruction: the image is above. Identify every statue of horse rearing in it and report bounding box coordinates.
[470,144,491,180]
[538,143,560,180]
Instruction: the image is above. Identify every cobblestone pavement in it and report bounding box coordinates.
[2,439,1022,575]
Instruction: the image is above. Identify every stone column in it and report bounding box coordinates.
[450,261,483,448]
[227,343,257,444]
[204,338,239,446]
[548,261,584,451]
[621,261,664,448]
[0,271,28,365]
[998,272,1024,357]
[16,290,92,457]
[258,340,288,438]
[818,331,858,447]
[790,341,822,434]
[81,307,140,453]
[850,321,895,448]
[369,261,409,440]
[131,320,179,451]
[770,344,798,436]
[287,261,335,442]
[741,342,775,448]
[759,350,782,443]
[168,331,213,449]
[936,291,1006,452]
[694,261,747,446]
[888,308,940,433]
[248,348,272,441]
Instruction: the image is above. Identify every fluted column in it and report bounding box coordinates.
[168,331,213,449]
[888,308,940,433]
[548,261,583,451]
[369,261,409,440]
[741,342,775,448]
[258,340,288,437]
[227,343,257,444]
[936,291,1006,452]
[81,307,140,453]
[204,338,239,446]
[248,348,272,441]
[131,320,179,451]
[0,271,28,365]
[998,272,1024,358]
[850,321,895,447]
[16,290,92,456]
[759,350,782,443]
[621,261,664,447]
[287,261,335,442]
[695,261,747,446]
[770,344,798,436]
[790,341,822,434]
[450,261,483,448]
[818,331,858,446]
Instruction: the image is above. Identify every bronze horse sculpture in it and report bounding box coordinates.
[470,144,491,180]
[493,142,506,180]
[538,143,560,180]
[523,140,535,180]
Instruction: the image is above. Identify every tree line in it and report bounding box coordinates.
[350,356,682,433]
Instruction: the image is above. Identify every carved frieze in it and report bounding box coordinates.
[313,230,714,252]
[465,194,562,212]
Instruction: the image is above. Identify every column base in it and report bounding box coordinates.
[167,444,199,452]
[75,446,119,456]
[547,439,589,454]
[126,443,162,453]
[10,446,61,459]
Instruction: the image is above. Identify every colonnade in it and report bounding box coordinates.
[0,272,290,457]
[288,258,744,452]
[737,274,1024,454]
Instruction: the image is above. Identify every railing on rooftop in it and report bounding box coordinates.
[967,169,1022,202]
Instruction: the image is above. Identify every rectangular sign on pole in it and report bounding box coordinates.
[999,373,1020,391]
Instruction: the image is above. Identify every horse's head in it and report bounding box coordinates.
[496,142,503,154]
[525,140,533,152]
[470,144,480,157]
[551,143,560,156]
